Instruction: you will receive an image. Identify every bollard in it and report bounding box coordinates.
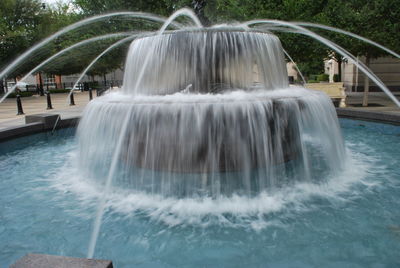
[70,92,75,106]
[16,95,24,115]
[46,91,53,110]
[0,80,4,94]
[89,88,93,100]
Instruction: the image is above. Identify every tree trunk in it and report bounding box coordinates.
[13,77,19,93]
[362,55,370,107]
[337,58,342,82]
[38,72,44,95]
[192,0,210,26]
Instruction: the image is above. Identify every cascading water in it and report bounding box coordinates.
[123,31,288,95]
[77,29,346,198]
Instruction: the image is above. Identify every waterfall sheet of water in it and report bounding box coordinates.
[77,30,346,200]
[78,87,345,198]
[122,31,289,95]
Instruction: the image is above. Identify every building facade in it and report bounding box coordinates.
[327,56,400,92]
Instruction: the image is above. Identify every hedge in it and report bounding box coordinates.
[6,92,34,98]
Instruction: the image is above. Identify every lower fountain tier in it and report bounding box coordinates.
[77,88,345,196]
[81,94,306,173]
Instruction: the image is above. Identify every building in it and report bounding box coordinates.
[326,56,400,92]
[3,69,124,92]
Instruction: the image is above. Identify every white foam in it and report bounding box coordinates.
[49,145,379,230]
[93,86,325,104]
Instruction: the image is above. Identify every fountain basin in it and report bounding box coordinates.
[1,118,399,267]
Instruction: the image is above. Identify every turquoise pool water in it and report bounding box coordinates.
[0,118,399,267]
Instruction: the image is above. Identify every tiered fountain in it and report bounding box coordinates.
[1,9,400,266]
[77,29,345,198]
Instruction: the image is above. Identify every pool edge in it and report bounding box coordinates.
[0,115,79,142]
[0,109,399,142]
[336,108,400,126]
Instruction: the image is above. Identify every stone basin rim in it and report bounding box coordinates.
[95,95,307,105]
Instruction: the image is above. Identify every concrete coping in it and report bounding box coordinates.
[0,113,79,142]
[336,108,400,125]
[0,109,399,143]
[10,253,113,268]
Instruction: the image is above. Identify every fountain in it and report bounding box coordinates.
[77,29,345,198]
[1,9,400,266]
[76,27,350,257]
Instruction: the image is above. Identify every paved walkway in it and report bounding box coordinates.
[0,91,96,130]
[0,90,399,131]
[344,92,400,115]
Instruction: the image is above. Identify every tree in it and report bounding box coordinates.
[0,0,45,77]
[0,0,127,85]
[0,0,83,83]
[73,0,173,16]
[40,37,129,77]
[349,0,400,106]
[316,0,400,105]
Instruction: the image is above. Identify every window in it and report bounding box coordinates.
[43,74,55,85]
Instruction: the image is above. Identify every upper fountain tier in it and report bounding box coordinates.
[122,30,289,95]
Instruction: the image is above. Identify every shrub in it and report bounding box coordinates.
[6,91,33,98]
[333,74,340,82]
[307,79,318,83]
[308,74,318,81]
[87,81,101,89]
[49,89,70,94]
[317,74,329,82]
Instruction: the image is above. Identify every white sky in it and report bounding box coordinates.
[42,0,68,4]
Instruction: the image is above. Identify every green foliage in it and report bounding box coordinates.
[0,0,83,78]
[73,0,173,16]
[296,60,325,79]
[333,74,340,82]
[6,91,33,98]
[317,74,329,82]
[162,0,329,75]
[0,0,45,73]
[165,0,400,74]
[39,36,128,76]
[49,89,70,93]
[87,81,100,89]
[314,0,400,66]
[1,0,399,85]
